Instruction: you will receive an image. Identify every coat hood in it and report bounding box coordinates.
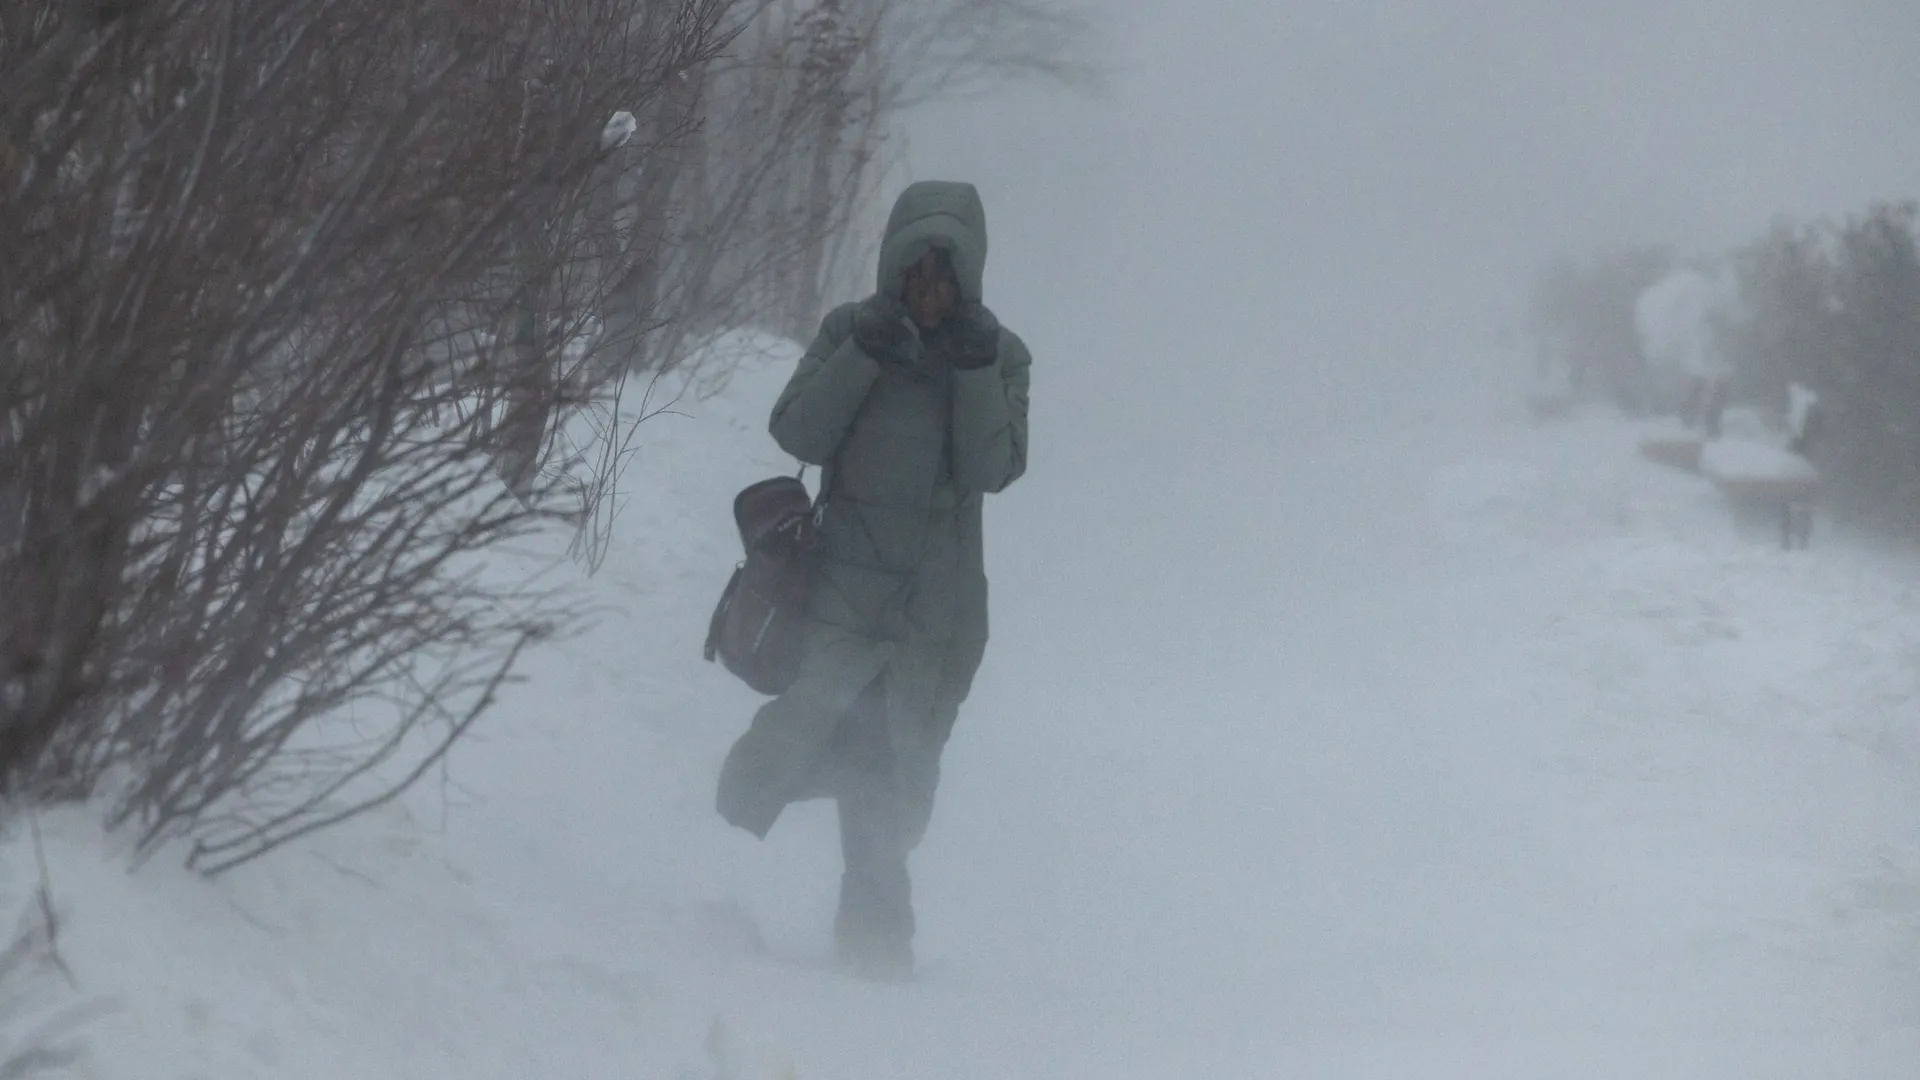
[876,181,988,304]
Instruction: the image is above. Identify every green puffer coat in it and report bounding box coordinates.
[716,181,1031,841]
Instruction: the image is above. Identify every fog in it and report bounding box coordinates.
[894,0,1920,632]
[891,4,1920,1070]
[907,1,1920,431]
[20,6,1920,1076]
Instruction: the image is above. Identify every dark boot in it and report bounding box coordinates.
[834,903,913,983]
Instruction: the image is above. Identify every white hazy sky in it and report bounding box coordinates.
[889,0,1920,668]
[902,1,1920,385]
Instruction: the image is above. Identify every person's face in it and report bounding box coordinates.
[903,248,958,330]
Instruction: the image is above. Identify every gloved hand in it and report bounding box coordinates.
[852,293,913,364]
[944,302,1000,370]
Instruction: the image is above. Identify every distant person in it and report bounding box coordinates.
[716,181,1032,982]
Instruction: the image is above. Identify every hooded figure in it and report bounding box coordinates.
[716,181,1031,980]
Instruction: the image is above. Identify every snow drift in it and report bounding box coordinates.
[3,339,1918,1080]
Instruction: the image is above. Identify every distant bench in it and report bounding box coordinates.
[1639,434,1819,549]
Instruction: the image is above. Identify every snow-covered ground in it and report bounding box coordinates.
[6,345,1920,1079]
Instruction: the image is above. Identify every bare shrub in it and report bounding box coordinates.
[0,816,109,1079]
[0,0,733,869]
[589,0,1105,372]
[0,0,1100,867]
[1720,202,1920,534]
[0,906,89,1080]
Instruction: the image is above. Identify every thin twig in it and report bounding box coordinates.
[24,811,72,991]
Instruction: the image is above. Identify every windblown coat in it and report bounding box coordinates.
[717,181,1031,841]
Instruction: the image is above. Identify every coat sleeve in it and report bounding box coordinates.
[949,328,1031,494]
[769,305,882,465]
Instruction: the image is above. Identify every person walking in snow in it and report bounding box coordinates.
[715,181,1031,981]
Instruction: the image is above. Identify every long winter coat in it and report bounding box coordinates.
[716,181,1031,842]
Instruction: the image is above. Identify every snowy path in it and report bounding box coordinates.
[924,412,1920,1076]
[10,363,1920,1078]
